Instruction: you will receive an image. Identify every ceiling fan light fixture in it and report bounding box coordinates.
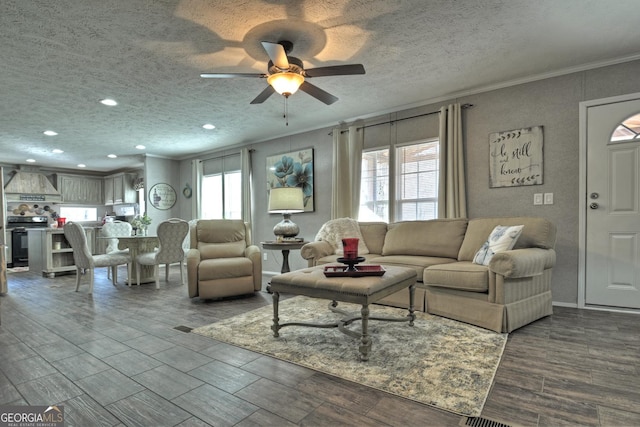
[267,72,304,96]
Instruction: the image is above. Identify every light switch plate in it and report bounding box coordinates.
[263,253,268,261]
[534,193,543,205]
[544,193,554,205]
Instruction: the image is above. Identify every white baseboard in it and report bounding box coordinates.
[553,300,640,315]
[262,270,281,277]
[552,301,578,308]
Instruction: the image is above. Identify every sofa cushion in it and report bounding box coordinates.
[424,261,490,292]
[199,257,254,280]
[315,217,370,255]
[458,217,556,261]
[382,219,468,259]
[359,222,388,255]
[195,220,248,259]
[198,241,246,259]
[473,224,524,266]
[197,219,246,243]
[369,255,458,283]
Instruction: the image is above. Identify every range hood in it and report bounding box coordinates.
[4,168,62,203]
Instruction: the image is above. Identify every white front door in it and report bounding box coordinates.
[585,97,640,309]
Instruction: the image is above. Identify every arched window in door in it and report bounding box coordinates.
[611,113,640,142]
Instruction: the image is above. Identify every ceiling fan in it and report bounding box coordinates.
[200,41,365,105]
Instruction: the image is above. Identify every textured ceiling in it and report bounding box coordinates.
[2,0,640,172]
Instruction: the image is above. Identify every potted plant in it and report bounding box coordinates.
[130,213,152,236]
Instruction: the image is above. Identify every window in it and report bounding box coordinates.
[59,207,97,222]
[359,139,439,222]
[137,188,146,216]
[201,172,241,219]
[360,149,389,221]
[201,154,242,219]
[611,113,640,142]
[396,140,439,221]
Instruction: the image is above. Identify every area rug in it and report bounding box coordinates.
[192,296,507,416]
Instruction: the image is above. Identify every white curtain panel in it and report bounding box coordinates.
[192,159,203,219]
[331,125,363,219]
[240,147,253,231]
[438,103,468,219]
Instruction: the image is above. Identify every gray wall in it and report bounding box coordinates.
[144,156,182,235]
[179,59,640,304]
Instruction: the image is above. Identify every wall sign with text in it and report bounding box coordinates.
[489,126,543,188]
[149,183,177,210]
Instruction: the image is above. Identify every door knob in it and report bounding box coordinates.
[590,202,599,209]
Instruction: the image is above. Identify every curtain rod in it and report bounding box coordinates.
[330,103,474,135]
[199,149,253,163]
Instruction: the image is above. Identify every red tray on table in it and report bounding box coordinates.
[323,264,386,277]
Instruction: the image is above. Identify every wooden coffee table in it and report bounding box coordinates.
[268,265,417,361]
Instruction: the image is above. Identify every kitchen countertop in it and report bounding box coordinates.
[27,225,102,233]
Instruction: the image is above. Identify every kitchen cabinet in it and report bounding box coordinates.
[56,174,103,205]
[28,228,95,278]
[104,173,136,205]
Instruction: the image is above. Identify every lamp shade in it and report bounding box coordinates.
[268,187,304,213]
[267,72,304,96]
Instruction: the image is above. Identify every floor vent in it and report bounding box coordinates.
[174,325,193,333]
[461,416,511,427]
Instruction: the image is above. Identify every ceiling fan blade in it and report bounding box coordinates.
[299,81,339,105]
[250,85,276,104]
[261,41,289,70]
[304,64,365,78]
[200,73,267,78]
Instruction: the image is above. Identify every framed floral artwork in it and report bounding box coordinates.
[266,148,314,212]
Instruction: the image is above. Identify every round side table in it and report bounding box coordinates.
[261,241,308,274]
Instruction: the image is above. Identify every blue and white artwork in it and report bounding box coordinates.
[266,148,314,212]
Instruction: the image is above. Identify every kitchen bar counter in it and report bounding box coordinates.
[28,228,95,278]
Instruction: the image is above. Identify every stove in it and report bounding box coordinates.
[6,215,49,267]
[7,215,49,229]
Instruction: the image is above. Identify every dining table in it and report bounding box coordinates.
[113,235,159,285]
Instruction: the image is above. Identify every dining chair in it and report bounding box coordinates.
[63,222,132,293]
[101,220,133,284]
[136,218,189,289]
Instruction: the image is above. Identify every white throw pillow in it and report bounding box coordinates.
[314,217,370,255]
[473,225,524,266]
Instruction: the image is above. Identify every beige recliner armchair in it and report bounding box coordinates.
[186,219,262,299]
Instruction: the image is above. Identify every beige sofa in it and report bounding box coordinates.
[300,217,556,333]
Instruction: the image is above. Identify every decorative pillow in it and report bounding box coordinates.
[314,217,370,255]
[473,225,524,266]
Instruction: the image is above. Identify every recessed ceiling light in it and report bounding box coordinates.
[44,130,58,136]
[107,154,117,158]
[77,164,86,168]
[52,149,64,154]
[202,124,216,130]
[135,145,146,150]
[26,158,36,163]
[100,98,118,106]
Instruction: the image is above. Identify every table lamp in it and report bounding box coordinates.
[268,187,304,240]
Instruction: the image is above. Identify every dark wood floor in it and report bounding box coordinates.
[1,266,638,427]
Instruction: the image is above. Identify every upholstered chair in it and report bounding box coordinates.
[64,222,131,293]
[135,218,189,289]
[101,220,132,284]
[102,220,132,253]
[186,219,262,299]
